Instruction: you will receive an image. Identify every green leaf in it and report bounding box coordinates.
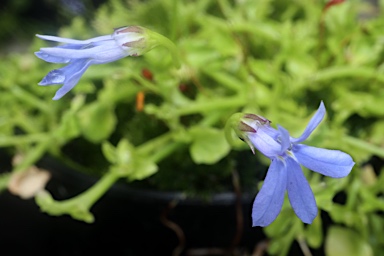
[109,139,158,180]
[325,226,373,256]
[101,141,117,164]
[127,154,158,181]
[78,103,116,143]
[189,127,230,164]
[56,110,81,142]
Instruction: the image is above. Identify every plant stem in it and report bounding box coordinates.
[309,66,384,83]
[175,96,245,116]
[0,133,48,147]
[132,73,161,94]
[342,136,384,158]
[74,171,121,208]
[137,132,173,155]
[297,237,313,256]
[36,170,121,223]
[149,142,183,163]
[14,139,52,173]
[148,30,181,68]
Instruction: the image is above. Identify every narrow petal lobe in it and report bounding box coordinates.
[291,101,326,143]
[286,157,318,224]
[278,125,291,154]
[36,34,112,44]
[52,59,93,100]
[252,159,287,227]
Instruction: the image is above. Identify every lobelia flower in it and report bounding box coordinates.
[236,102,354,227]
[35,26,159,100]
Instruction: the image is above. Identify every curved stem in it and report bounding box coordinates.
[36,170,120,223]
[148,30,181,68]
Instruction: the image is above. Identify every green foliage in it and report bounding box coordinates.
[1,0,384,254]
[78,102,117,143]
[102,139,158,180]
[189,127,230,164]
[325,226,373,256]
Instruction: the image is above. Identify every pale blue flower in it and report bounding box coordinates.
[35,26,151,100]
[240,102,354,226]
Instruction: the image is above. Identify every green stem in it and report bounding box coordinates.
[0,133,48,147]
[148,30,181,68]
[149,141,183,163]
[74,171,120,208]
[36,171,120,223]
[342,136,384,158]
[204,70,243,92]
[132,73,161,94]
[14,139,52,173]
[309,66,384,83]
[137,132,173,155]
[175,96,245,116]
[11,86,53,116]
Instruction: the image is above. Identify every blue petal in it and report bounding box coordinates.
[38,69,65,85]
[277,125,291,154]
[39,41,125,62]
[286,157,317,224]
[52,59,93,100]
[35,44,88,63]
[252,159,287,227]
[293,144,354,178]
[291,101,326,144]
[248,126,281,159]
[35,51,70,64]
[36,34,112,44]
[39,59,92,100]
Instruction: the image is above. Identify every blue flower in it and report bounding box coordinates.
[35,26,152,100]
[239,102,354,226]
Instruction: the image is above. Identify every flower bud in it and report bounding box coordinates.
[113,26,158,56]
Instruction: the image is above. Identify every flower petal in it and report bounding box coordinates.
[38,69,66,85]
[248,126,281,159]
[52,59,93,100]
[252,159,287,227]
[293,144,354,178]
[278,125,291,154]
[36,34,112,44]
[291,101,326,144]
[286,157,317,224]
[39,42,127,63]
[35,51,70,64]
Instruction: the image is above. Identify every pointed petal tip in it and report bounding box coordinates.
[36,34,47,40]
[252,219,270,227]
[301,215,316,225]
[291,101,327,144]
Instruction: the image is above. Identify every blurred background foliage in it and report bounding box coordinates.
[1,0,384,255]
